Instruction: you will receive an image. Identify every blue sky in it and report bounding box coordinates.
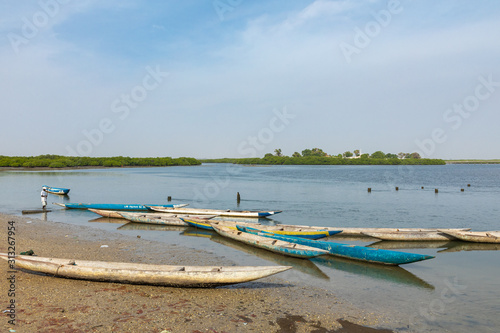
[1,0,499,159]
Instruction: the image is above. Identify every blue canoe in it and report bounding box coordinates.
[43,186,70,195]
[54,203,188,211]
[237,226,435,265]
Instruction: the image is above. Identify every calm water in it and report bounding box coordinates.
[1,164,499,332]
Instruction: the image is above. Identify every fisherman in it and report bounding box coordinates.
[41,187,48,209]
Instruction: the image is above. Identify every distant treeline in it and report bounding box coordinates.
[0,155,201,168]
[201,156,446,165]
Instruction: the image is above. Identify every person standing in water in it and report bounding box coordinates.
[41,187,48,209]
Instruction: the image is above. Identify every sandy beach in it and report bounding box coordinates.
[1,213,394,332]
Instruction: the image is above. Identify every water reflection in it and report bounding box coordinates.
[88,217,127,224]
[117,222,187,232]
[311,256,435,290]
[438,241,500,253]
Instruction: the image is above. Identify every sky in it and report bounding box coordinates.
[1,0,499,159]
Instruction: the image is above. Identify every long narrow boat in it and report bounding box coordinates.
[437,230,500,244]
[118,212,216,226]
[182,218,340,239]
[0,253,291,288]
[54,203,188,211]
[237,226,435,265]
[212,226,329,259]
[43,185,70,195]
[89,209,125,218]
[147,205,282,218]
[297,226,471,236]
[361,230,459,241]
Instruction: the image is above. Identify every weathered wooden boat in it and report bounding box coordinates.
[0,253,291,288]
[361,230,460,241]
[237,226,435,265]
[182,218,340,239]
[147,205,282,218]
[437,230,500,244]
[43,185,70,195]
[54,203,188,211]
[301,226,470,236]
[118,212,216,226]
[22,209,52,214]
[212,226,329,259]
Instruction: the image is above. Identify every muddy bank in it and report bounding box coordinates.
[1,213,394,332]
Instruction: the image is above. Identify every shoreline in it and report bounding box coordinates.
[0,212,394,332]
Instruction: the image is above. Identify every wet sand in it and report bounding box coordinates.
[1,213,394,332]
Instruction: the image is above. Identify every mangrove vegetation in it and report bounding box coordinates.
[0,155,201,168]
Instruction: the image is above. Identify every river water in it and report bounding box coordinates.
[1,163,499,332]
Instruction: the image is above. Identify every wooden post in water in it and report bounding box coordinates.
[461,188,465,192]
[421,186,424,189]
[237,192,241,203]
[167,196,172,202]
[467,184,471,187]
[395,187,399,191]
[368,188,372,193]
[435,189,439,193]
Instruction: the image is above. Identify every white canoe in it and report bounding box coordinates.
[0,253,291,288]
[437,230,500,244]
[317,227,470,237]
[146,205,282,218]
[361,230,462,241]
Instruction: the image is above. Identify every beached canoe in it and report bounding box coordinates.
[43,186,70,195]
[0,253,291,288]
[181,218,340,239]
[147,205,282,218]
[437,230,500,244]
[361,230,460,241]
[54,203,188,211]
[118,212,216,226]
[237,226,435,265]
[212,226,329,259]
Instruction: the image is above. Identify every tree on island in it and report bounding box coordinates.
[274,148,283,157]
[302,148,327,157]
[343,151,353,158]
[354,149,360,157]
[370,151,385,159]
[292,152,301,158]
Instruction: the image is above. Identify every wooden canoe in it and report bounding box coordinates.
[88,209,124,218]
[237,226,435,265]
[43,186,70,195]
[182,218,339,239]
[0,253,291,288]
[301,226,471,236]
[361,230,460,241]
[54,203,188,211]
[212,226,329,259]
[437,230,500,243]
[118,212,216,226]
[146,205,282,218]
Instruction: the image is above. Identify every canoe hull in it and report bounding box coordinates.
[55,203,188,211]
[237,226,434,265]
[44,186,70,195]
[438,230,500,243]
[0,254,291,288]
[147,206,281,218]
[182,218,340,239]
[361,231,458,241]
[213,226,329,259]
